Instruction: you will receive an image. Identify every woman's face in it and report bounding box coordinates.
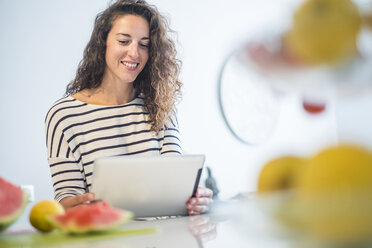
[104,14,150,84]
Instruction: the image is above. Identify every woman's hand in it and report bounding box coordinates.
[59,193,95,210]
[186,187,213,216]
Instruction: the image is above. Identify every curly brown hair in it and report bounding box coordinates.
[66,0,182,132]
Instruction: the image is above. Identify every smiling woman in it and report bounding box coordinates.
[45,0,213,215]
[65,0,181,132]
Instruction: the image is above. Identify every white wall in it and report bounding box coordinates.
[150,0,339,196]
[1,0,371,230]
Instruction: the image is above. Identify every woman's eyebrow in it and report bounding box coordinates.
[116,33,150,40]
[116,33,131,37]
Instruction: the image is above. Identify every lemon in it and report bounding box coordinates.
[29,200,65,232]
[285,0,362,65]
[294,144,372,242]
[257,156,307,193]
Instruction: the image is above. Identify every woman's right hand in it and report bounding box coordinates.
[59,193,95,210]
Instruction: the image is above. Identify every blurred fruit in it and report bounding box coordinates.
[299,144,372,194]
[290,144,372,243]
[257,156,307,193]
[29,200,65,232]
[0,177,29,232]
[285,0,362,65]
[302,100,326,114]
[48,201,133,234]
[363,12,372,29]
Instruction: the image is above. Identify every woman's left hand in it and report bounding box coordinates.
[187,187,213,216]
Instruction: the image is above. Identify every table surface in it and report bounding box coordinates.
[0,199,296,248]
[1,198,364,248]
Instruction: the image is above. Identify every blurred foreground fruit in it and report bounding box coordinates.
[302,100,326,114]
[285,0,362,65]
[362,11,372,29]
[274,144,372,244]
[257,156,306,193]
[48,201,133,234]
[29,200,65,232]
[294,144,372,242]
[0,177,29,232]
[298,144,372,195]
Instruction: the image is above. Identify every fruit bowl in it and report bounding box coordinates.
[218,1,372,245]
[228,0,372,99]
[219,143,372,247]
[213,190,372,248]
[273,190,372,246]
[219,0,372,145]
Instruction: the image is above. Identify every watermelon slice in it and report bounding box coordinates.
[0,177,29,232]
[49,201,133,234]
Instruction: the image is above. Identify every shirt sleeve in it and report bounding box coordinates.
[160,114,183,155]
[48,156,86,202]
[45,110,86,202]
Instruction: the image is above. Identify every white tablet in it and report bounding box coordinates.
[91,155,205,218]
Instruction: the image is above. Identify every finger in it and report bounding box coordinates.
[188,204,208,214]
[188,210,196,216]
[188,208,206,216]
[68,193,95,207]
[189,197,213,206]
[187,197,196,205]
[198,197,213,206]
[76,193,95,204]
[187,199,212,214]
[196,187,213,198]
[186,197,198,209]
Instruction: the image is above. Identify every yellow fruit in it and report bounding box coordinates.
[257,156,307,193]
[294,144,372,242]
[299,144,372,194]
[29,200,65,232]
[285,0,362,64]
[362,12,372,29]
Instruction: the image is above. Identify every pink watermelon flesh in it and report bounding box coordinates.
[0,177,28,232]
[51,201,132,234]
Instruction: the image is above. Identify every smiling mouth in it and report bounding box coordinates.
[121,61,139,69]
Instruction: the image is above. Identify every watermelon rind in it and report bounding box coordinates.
[48,208,133,235]
[0,192,29,232]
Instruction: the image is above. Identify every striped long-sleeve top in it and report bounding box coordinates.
[45,96,182,202]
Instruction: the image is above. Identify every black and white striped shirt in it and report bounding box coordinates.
[45,96,182,202]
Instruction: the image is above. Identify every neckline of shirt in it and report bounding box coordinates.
[67,95,143,108]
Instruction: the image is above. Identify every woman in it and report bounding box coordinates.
[45,0,212,215]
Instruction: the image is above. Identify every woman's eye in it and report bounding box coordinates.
[119,40,129,44]
[140,43,149,48]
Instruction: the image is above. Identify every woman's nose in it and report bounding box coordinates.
[128,43,139,58]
